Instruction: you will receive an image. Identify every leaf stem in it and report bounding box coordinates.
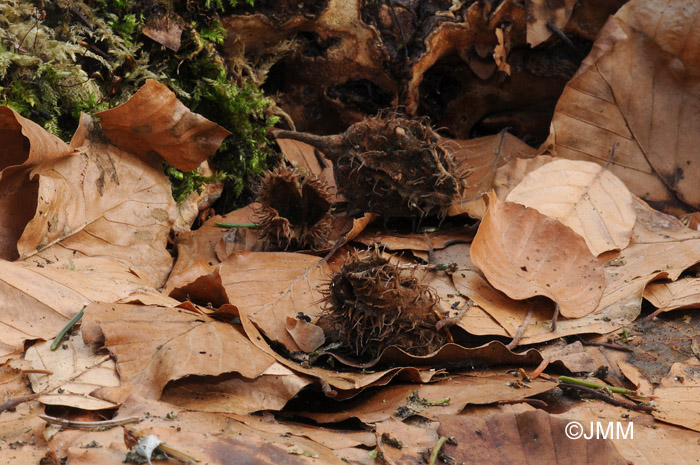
[51,306,86,350]
[214,222,258,229]
[558,376,639,396]
[428,436,447,465]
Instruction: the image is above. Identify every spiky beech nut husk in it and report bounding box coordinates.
[275,111,462,219]
[321,252,449,358]
[255,166,333,250]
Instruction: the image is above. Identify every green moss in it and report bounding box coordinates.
[0,0,277,211]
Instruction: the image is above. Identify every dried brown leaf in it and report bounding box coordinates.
[458,197,700,344]
[506,159,636,256]
[545,2,700,215]
[276,137,338,200]
[25,333,119,410]
[652,359,700,432]
[552,401,700,464]
[443,132,538,218]
[437,410,626,464]
[220,251,329,352]
[95,80,231,171]
[471,192,605,318]
[644,278,700,315]
[81,303,275,402]
[161,362,312,415]
[299,374,555,425]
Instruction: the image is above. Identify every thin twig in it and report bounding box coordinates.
[506,307,534,350]
[580,340,633,353]
[604,142,619,170]
[39,414,140,429]
[559,384,654,412]
[546,21,583,59]
[551,304,560,332]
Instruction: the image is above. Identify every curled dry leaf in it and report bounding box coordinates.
[95,79,231,172]
[81,303,275,402]
[300,374,555,425]
[161,362,312,415]
[545,0,700,215]
[275,137,338,201]
[652,359,700,432]
[20,115,176,286]
[0,108,75,260]
[461,196,700,344]
[471,192,605,318]
[644,277,700,315]
[506,159,636,256]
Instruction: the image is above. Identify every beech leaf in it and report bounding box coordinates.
[506,159,636,256]
[471,192,605,318]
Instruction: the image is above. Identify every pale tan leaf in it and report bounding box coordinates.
[493,154,555,201]
[545,4,700,215]
[526,0,578,47]
[286,317,325,352]
[25,333,119,410]
[616,0,700,77]
[81,303,275,401]
[220,251,329,352]
[652,359,700,432]
[471,193,605,318]
[506,159,636,256]
[643,278,700,314]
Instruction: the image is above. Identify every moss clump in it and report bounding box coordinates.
[1,0,278,210]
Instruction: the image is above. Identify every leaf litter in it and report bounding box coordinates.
[1,1,700,463]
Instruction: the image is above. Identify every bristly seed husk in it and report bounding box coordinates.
[255,166,333,250]
[320,251,450,359]
[275,110,463,220]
